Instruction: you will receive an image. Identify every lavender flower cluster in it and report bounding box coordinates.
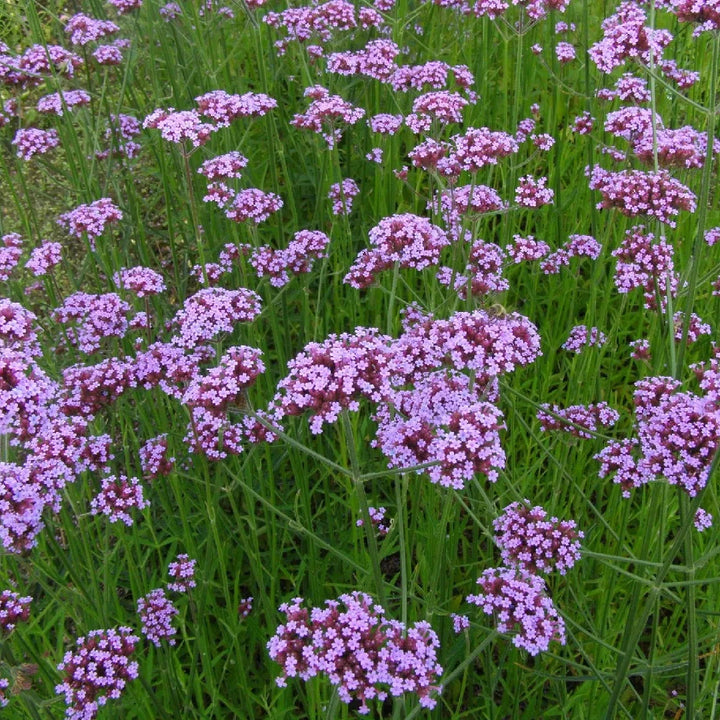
[268,592,443,713]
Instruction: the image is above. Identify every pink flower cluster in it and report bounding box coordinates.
[270,327,394,434]
[291,85,365,148]
[53,292,130,354]
[588,2,673,74]
[90,474,149,525]
[0,462,45,554]
[537,402,620,439]
[139,435,175,479]
[57,198,123,243]
[612,225,677,309]
[373,370,506,488]
[224,189,283,223]
[267,592,443,713]
[493,502,584,575]
[198,151,248,180]
[172,287,262,348]
[12,128,60,161]
[562,325,607,353]
[250,230,331,287]
[345,214,449,289]
[328,178,359,215]
[113,266,166,297]
[167,553,197,592]
[596,377,720,498]
[588,166,696,227]
[26,242,63,276]
[195,90,277,125]
[64,13,120,45]
[0,233,22,282]
[37,90,91,116]
[0,589,32,632]
[56,627,139,720]
[137,588,179,646]
[466,568,566,655]
[144,108,216,147]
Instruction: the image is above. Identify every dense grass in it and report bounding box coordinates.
[1,0,720,717]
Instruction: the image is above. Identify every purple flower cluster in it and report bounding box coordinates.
[0,233,22,282]
[198,151,248,180]
[291,85,365,148]
[270,327,394,434]
[694,508,713,532]
[537,402,620,439]
[113,266,166,297]
[515,175,555,208]
[195,90,277,125]
[26,242,62,276]
[507,235,551,263]
[250,230,330,287]
[588,2,673,74]
[172,287,262,348]
[64,13,120,45]
[267,592,443,713]
[37,90,91,116]
[596,377,720,498]
[562,325,607,353]
[437,239,508,299]
[356,506,389,536]
[224,188,283,223]
[53,292,130,354]
[673,311,712,345]
[373,370,506,488]
[56,627,139,719]
[328,178,359,215]
[493,502,584,575]
[12,128,60,161]
[0,462,45,553]
[612,225,677,309]
[137,588,179,646]
[467,568,566,655]
[588,166,696,227]
[167,554,197,592]
[0,589,32,632]
[429,185,507,240]
[344,214,449,289]
[139,435,175,479]
[57,198,123,244]
[144,108,216,147]
[90,474,149,525]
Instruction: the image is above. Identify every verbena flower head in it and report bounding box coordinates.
[195,90,277,125]
[0,589,32,633]
[143,108,216,147]
[694,508,712,532]
[466,568,566,655]
[137,588,179,646]
[64,13,120,45]
[113,266,166,297]
[167,554,197,592]
[53,292,130,354]
[108,0,143,13]
[12,128,60,160]
[451,127,519,172]
[225,188,283,223]
[250,229,330,287]
[267,592,443,713]
[291,85,365,148]
[56,627,139,720]
[588,2,673,73]
[507,234,550,263]
[269,327,395,433]
[493,502,584,575]
[26,241,62,276]
[198,151,248,180]
[328,178,359,215]
[57,198,123,244]
[373,370,506,488]
[0,233,22,282]
[537,402,619,439]
[0,463,45,554]
[15,45,83,86]
[183,345,264,412]
[562,325,606,353]
[37,90,91,116]
[172,287,262,348]
[139,435,175,479]
[588,166,696,227]
[344,214,449,289]
[90,474,149,525]
[515,175,555,208]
